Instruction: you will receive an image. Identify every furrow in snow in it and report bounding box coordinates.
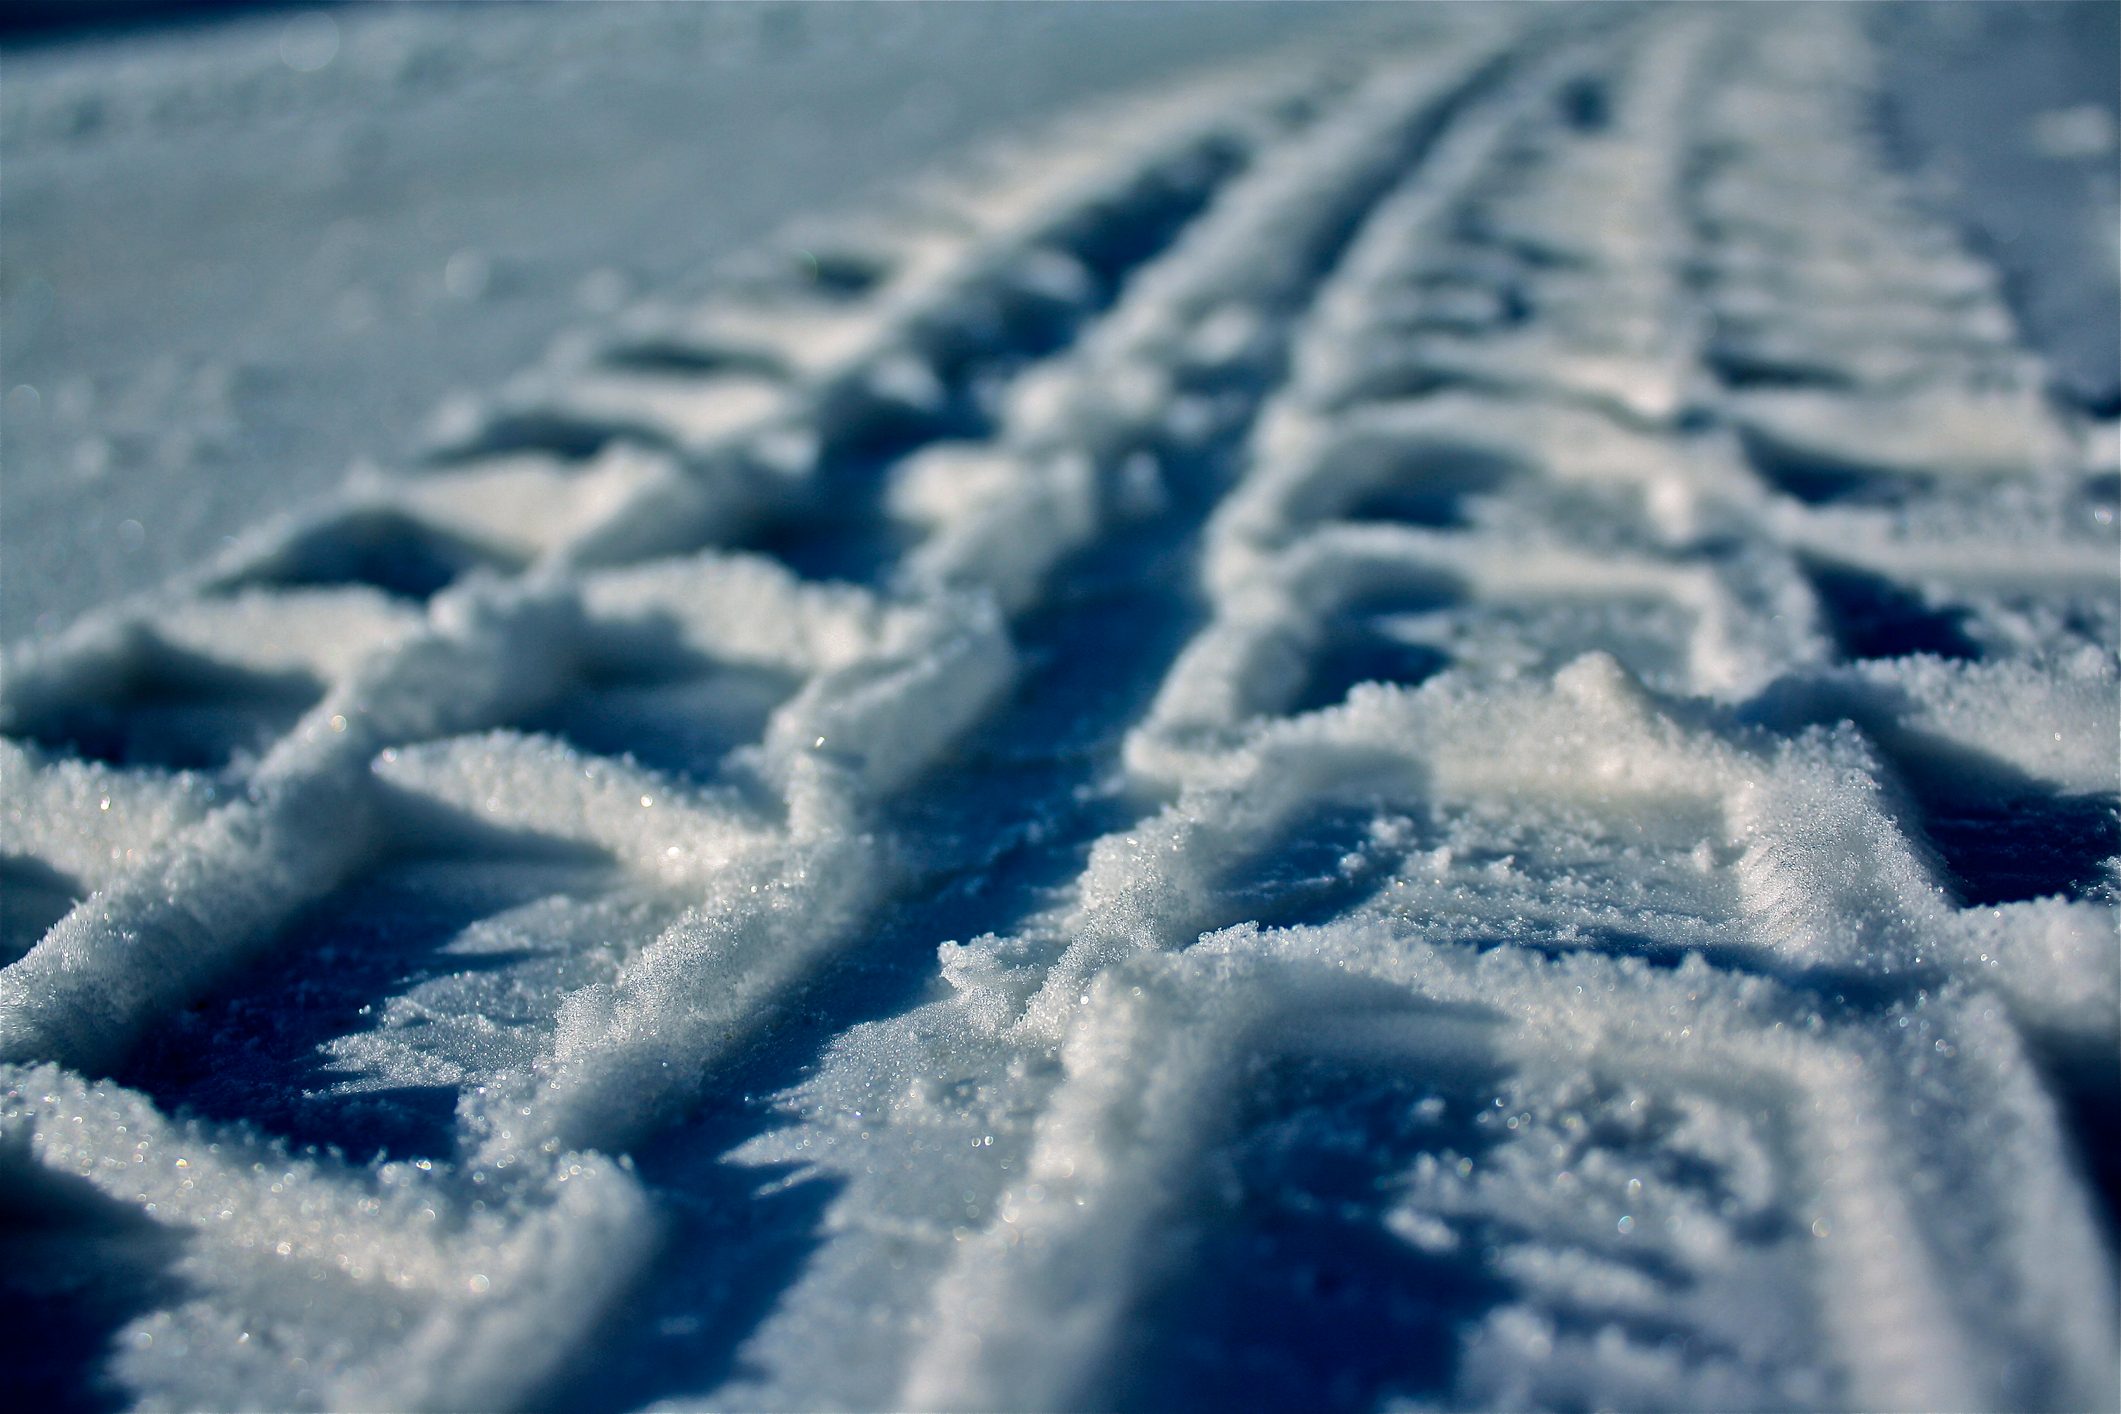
[724,11,2117,1410]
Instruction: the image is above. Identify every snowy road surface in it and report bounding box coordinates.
[2,4,2118,1411]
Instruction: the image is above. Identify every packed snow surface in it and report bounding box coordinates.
[2,4,2117,1411]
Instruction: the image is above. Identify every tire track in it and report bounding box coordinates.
[1,7,2114,1411]
[0,16,1546,1409]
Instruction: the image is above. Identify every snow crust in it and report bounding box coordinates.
[1,5,2115,1410]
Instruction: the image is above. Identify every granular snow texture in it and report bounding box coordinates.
[1,4,2116,1411]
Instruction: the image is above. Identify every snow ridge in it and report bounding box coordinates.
[3,8,2116,1410]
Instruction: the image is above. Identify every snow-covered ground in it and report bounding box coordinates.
[0,1,1360,644]
[2,4,2116,1411]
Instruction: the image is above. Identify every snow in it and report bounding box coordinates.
[0,0,1360,642]
[2,4,2117,1411]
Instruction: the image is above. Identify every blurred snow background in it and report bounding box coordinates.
[9,3,2111,649]
[1874,0,2120,412]
[1,0,1378,643]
